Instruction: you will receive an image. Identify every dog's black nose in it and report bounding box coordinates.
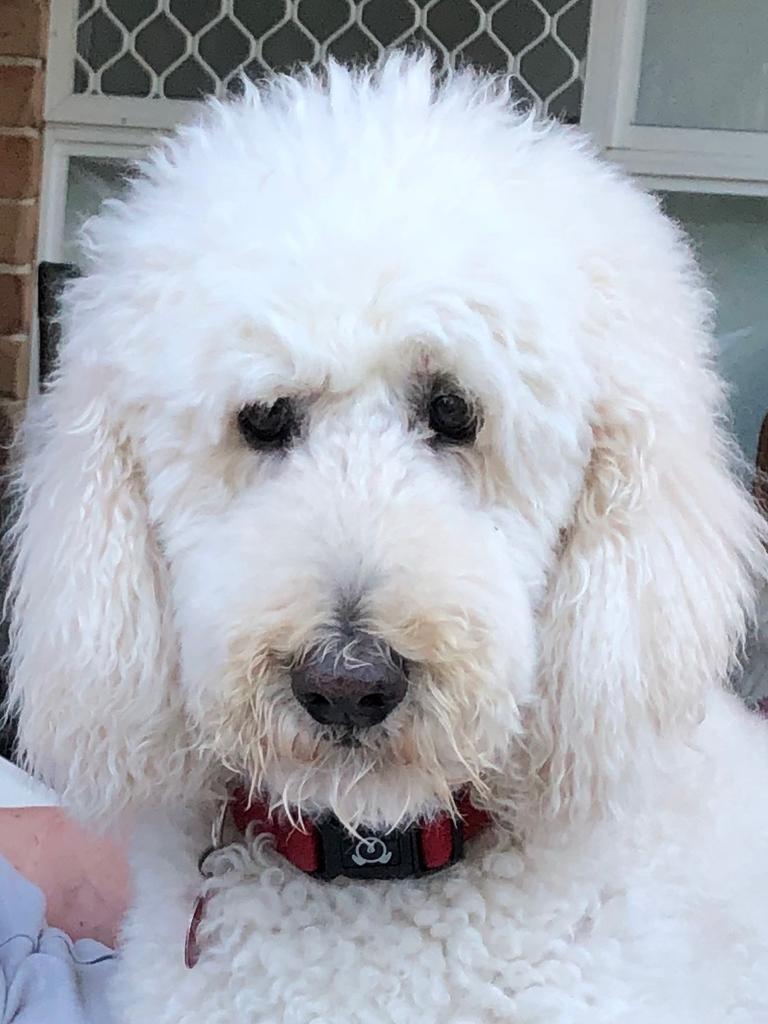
[290,639,408,729]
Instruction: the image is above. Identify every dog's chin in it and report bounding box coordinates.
[261,761,457,831]
[254,725,478,830]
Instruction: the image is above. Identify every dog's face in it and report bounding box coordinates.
[139,215,593,828]
[10,58,763,830]
[156,344,583,827]
[169,366,534,827]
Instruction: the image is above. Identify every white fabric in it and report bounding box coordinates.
[0,857,115,1024]
[0,759,58,809]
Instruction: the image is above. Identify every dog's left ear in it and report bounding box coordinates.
[5,347,200,826]
[530,209,768,820]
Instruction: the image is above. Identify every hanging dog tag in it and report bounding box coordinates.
[184,797,230,968]
[184,892,210,969]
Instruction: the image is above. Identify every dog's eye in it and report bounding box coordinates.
[428,390,478,445]
[237,398,296,450]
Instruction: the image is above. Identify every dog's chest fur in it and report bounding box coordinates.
[111,796,768,1024]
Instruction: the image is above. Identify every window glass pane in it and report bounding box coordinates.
[659,192,768,464]
[63,155,133,264]
[635,0,768,132]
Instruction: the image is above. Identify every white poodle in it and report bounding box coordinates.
[8,56,768,1023]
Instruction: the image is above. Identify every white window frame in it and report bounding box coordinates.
[47,0,205,130]
[580,0,768,196]
[38,124,156,264]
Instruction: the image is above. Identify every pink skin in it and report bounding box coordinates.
[0,807,129,947]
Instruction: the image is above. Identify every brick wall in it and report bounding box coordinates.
[0,1,49,756]
[0,0,48,422]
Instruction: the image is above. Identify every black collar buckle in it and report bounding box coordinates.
[313,814,464,881]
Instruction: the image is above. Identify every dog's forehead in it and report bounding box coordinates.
[105,190,540,409]
[117,181,567,405]
[78,66,595,413]
[161,291,511,415]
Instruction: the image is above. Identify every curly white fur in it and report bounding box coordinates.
[7,56,768,1022]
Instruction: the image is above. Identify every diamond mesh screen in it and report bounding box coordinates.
[74,0,591,122]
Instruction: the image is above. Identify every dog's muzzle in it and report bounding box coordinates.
[290,637,409,729]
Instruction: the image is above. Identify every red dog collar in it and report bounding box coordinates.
[185,789,492,967]
[230,787,492,881]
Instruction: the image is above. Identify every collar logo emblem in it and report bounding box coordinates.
[351,836,392,866]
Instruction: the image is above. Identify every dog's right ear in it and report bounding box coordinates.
[7,357,197,825]
[526,197,767,823]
